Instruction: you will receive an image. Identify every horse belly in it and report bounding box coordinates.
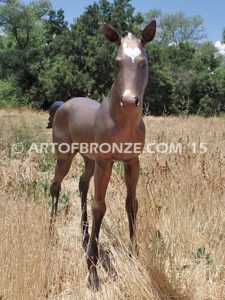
[67,98,99,144]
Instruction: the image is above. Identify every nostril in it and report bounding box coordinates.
[120,96,124,107]
[134,97,140,107]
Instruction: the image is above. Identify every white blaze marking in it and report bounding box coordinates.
[124,44,141,63]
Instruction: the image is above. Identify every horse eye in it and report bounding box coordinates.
[115,59,122,68]
[139,60,147,68]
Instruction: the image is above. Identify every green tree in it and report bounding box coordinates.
[0,0,51,105]
[37,0,144,105]
[144,10,206,44]
[144,39,225,116]
[0,0,224,116]
[0,0,50,50]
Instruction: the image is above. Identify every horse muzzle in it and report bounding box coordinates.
[120,94,140,107]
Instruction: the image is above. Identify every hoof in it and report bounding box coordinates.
[87,273,100,291]
[128,242,139,257]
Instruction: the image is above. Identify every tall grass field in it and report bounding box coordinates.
[0,109,224,299]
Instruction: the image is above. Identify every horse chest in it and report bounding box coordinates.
[92,126,144,161]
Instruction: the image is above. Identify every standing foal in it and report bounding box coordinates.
[50,21,156,289]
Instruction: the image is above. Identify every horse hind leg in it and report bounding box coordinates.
[50,152,76,231]
[79,156,95,250]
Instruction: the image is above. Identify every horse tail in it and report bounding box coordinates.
[46,101,64,129]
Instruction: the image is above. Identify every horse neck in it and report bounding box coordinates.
[107,83,142,128]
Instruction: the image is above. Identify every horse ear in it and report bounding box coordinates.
[141,20,156,46]
[102,23,121,46]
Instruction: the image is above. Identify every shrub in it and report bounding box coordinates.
[0,79,28,108]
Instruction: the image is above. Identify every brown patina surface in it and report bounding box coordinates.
[49,21,156,289]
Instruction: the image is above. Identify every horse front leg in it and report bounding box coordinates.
[124,157,139,254]
[86,160,113,290]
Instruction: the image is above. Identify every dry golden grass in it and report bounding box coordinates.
[0,109,224,299]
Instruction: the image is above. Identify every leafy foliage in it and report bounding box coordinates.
[0,78,26,107]
[0,0,225,116]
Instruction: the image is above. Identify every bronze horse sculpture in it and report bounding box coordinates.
[49,20,156,289]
